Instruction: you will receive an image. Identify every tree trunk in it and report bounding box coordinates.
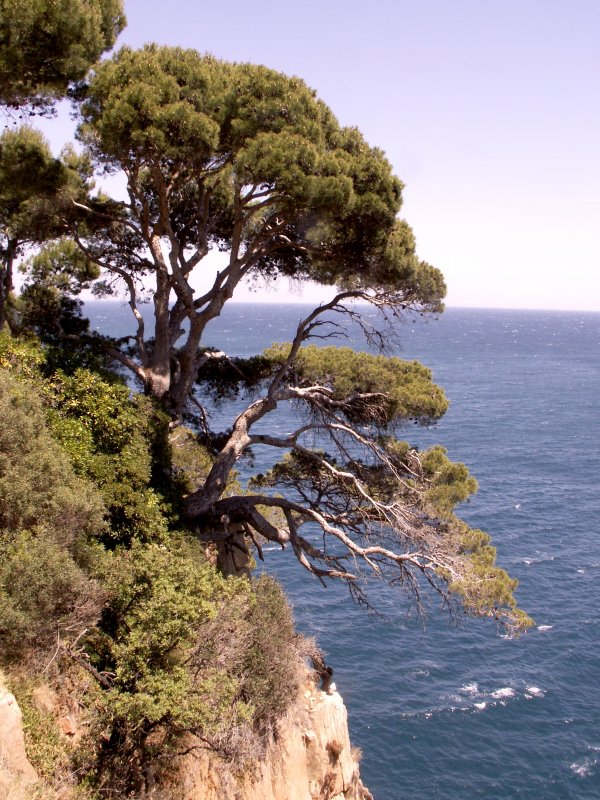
[168,317,205,417]
[0,276,8,331]
[0,239,16,332]
[144,267,174,400]
[144,366,171,400]
[184,396,277,519]
[216,523,252,577]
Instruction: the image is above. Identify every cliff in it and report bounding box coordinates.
[0,670,372,800]
[0,673,38,800]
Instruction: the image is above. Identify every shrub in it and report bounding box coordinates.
[0,337,307,796]
[45,369,172,545]
[0,370,106,661]
[0,533,103,660]
[0,369,106,542]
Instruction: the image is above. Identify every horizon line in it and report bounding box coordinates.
[82,298,600,315]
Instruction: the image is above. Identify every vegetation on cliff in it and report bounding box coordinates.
[0,334,308,795]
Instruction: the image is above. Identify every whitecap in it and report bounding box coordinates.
[570,758,596,778]
[491,687,515,700]
[461,682,479,695]
[524,554,555,565]
[525,686,545,698]
[474,702,486,711]
[537,625,553,632]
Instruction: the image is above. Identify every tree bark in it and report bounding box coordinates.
[0,238,16,332]
[184,395,277,518]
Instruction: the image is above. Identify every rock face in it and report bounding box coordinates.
[0,670,372,800]
[0,673,39,800]
[157,680,373,800]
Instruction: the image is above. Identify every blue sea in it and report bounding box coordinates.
[85,302,600,800]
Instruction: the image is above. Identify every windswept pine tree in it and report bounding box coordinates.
[18,44,531,631]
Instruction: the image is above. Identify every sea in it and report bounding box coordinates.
[84,301,600,800]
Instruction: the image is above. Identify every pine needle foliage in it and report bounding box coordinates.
[0,0,125,110]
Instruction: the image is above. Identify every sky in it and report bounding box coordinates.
[40,0,600,311]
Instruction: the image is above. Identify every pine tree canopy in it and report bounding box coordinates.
[0,0,125,110]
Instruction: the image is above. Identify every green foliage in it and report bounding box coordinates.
[0,369,106,658]
[0,126,90,245]
[46,369,171,545]
[195,351,274,402]
[96,541,236,731]
[0,326,45,377]
[445,521,532,630]
[0,341,306,791]
[236,574,303,728]
[0,368,106,540]
[0,0,126,110]
[94,543,302,738]
[84,541,303,795]
[0,127,67,220]
[18,239,99,341]
[0,532,103,658]
[266,343,449,425]
[420,445,479,514]
[0,126,93,330]
[23,239,100,290]
[169,425,218,493]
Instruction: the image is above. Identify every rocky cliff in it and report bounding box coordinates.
[156,679,372,800]
[0,670,372,800]
[0,673,38,800]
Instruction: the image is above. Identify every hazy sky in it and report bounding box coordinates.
[41,0,600,311]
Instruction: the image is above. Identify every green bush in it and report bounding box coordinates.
[235,574,304,730]
[0,370,106,660]
[0,533,103,659]
[46,369,172,545]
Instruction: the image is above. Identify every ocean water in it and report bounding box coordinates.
[85,302,600,799]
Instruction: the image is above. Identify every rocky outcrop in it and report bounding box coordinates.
[0,670,372,800]
[157,679,372,800]
[0,672,39,800]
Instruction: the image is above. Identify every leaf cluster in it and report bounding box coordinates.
[45,368,172,545]
[84,544,304,795]
[195,350,274,401]
[267,342,449,426]
[0,0,125,110]
[0,126,79,244]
